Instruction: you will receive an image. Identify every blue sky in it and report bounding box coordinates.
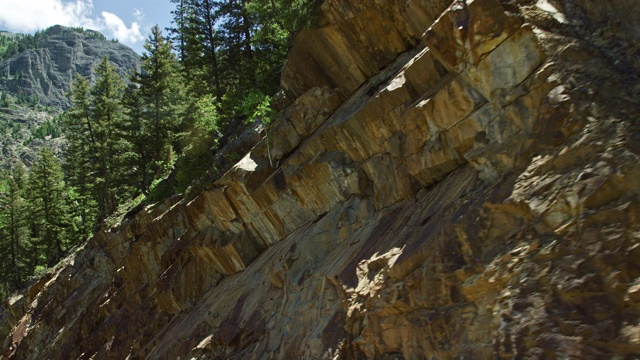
[0,0,176,54]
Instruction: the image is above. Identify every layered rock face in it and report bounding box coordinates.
[2,0,640,358]
[0,26,140,108]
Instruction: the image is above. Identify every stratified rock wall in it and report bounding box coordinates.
[2,0,640,359]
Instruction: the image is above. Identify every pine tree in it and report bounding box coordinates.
[62,76,98,234]
[168,0,191,64]
[175,94,221,191]
[170,0,223,100]
[89,56,126,216]
[219,0,256,91]
[27,147,70,266]
[120,82,153,193]
[197,0,224,101]
[134,25,184,186]
[0,165,30,290]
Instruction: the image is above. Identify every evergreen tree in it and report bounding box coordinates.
[175,94,221,191]
[63,75,99,230]
[120,82,153,193]
[248,0,320,92]
[0,165,30,290]
[27,147,70,266]
[0,91,8,107]
[168,0,190,62]
[219,0,256,92]
[134,25,184,186]
[167,0,321,120]
[89,56,126,216]
[195,0,224,101]
[169,0,222,100]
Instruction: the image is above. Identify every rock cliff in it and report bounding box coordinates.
[0,25,140,109]
[2,0,640,358]
[0,26,140,170]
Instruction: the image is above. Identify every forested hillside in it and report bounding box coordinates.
[0,25,141,172]
[0,0,321,301]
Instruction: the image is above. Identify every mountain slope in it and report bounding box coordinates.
[0,25,139,109]
[2,0,640,358]
[0,26,140,169]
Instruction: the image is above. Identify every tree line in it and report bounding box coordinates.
[0,0,320,300]
[0,30,48,61]
[0,26,111,62]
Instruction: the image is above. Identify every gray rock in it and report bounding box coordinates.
[0,25,140,109]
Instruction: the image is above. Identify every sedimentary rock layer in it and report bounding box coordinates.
[2,0,639,358]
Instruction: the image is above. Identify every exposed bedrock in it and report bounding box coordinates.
[2,0,640,358]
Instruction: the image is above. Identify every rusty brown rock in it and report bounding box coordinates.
[2,0,640,359]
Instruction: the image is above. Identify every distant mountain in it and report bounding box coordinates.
[0,25,140,169]
[0,25,140,109]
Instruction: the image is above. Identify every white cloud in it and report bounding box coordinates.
[0,0,96,31]
[0,0,144,47]
[101,11,144,44]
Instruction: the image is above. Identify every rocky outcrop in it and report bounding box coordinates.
[2,0,640,358]
[0,26,140,108]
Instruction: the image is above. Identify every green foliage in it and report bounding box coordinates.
[0,143,85,300]
[168,0,321,120]
[27,147,73,266]
[0,164,31,291]
[62,57,127,220]
[67,27,108,41]
[119,82,150,195]
[117,26,185,195]
[89,56,126,216]
[68,26,86,34]
[175,94,220,192]
[146,177,174,203]
[62,76,95,228]
[0,91,9,107]
[239,90,275,124]
[31,265,48,279]
[63,28,184,214]
[138,26,184,170]
[0,29,48,61]
[30,118,62,141]
[86,31,107,41]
